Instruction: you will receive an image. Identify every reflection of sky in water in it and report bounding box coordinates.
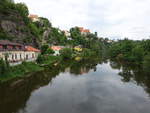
[19,63,150,113]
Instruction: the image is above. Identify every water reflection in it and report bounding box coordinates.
[110,60,150,97]
[0,58,150,113]
[0,70,58,113]
[0,58,101,113]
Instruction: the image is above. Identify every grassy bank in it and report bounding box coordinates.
[0,55,62,82]
[0,62,44,82]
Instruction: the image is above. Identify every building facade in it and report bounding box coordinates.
[25,46,40,61]
[28,14,40,22]
[0,40,25,62]
[0,40,40,65]
[78,27,90,35]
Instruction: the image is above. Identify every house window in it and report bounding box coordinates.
[20,54,22,59]
[26,54,28,60]
[32,53,34,58]
[3,45,7,49]
[13,46,16,49]
[15,54,17,59]
[0,45,3,49]
[18,46,22,50]
[12,54,14,60]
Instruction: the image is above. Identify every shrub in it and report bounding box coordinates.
[81,48,95,58]
[131,46,144,62]
[143,53,150,73]
[36,55,45,64]
[46,48,55,55]
[0,59,9,76]
[60,48,73,59]
[41,45,49,55]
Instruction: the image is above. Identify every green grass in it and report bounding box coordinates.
[38,55,62,65]
[0,62,44,82]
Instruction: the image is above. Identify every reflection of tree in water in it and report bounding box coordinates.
[69,58,100,75]
[110,60,150,97]
[0,68,60,113]
[56,58,102,76]
[0,57,102,113]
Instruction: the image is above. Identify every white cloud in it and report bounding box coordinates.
[15,0,150,40]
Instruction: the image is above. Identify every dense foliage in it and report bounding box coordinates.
[109,39,150,71]
[60,48,73,59]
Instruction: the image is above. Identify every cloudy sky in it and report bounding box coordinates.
[15,0,150,40]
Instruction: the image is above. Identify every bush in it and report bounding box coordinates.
[143,53,150,73]
[41,45,49,55]
[0,59,9,76]
[60,48,73,59]
[46,48,55,55]
[36,55,46,64]
[81,48,95,58]
[131,46,144,62]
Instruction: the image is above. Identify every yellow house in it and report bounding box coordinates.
[74,46,83,52]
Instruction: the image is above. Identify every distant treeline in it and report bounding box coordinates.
[109,39,150,73]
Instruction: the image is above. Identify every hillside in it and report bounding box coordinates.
[0,0,107,51]
[0,1,43,47]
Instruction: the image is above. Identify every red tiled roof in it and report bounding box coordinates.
[28,14,38,19]
[25,46,40,52]
[83,29,90,33]
[78,27,90,33]
[79,27,84,31]
[0,40,25,51]
[51,46,64,51]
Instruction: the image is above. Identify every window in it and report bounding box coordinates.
[32,53,34,58]
[20,54,22,59]
[12,54,14,60]
[15,54,17,59]
[0,45,3,49]
[13,46,16,49]
[3,45,7,49]
[26,54,28,59]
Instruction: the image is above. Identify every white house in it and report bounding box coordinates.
[0,40,40,65]
[50,46,64,56]
[28,14,40,22]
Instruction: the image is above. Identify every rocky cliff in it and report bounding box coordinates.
[0,1,67,48]
[0,1,41,47]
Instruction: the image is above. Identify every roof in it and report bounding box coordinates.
[51,46,64,51]
[83,29,90,33]
[0,40,23,46]
[28,14,38,19]
[78,27,84,31]
[78,27,90,33]
[25,46,40,52]
[0,40,25,51]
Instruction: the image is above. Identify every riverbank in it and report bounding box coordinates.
[0,55,62,82]
[0,52,101,82]
[0,62,44,82]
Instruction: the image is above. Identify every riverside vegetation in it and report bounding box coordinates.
[0,0,150,82]
[109,39,150,74]
[0,0,105,81]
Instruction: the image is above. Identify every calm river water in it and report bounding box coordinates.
[0,59,150,113]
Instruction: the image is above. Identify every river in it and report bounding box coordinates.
[0,59,150,113]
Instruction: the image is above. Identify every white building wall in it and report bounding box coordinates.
[0,51,40,65]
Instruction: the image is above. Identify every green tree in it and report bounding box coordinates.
[60,48,73,59]
[41,45,49,55]
[46,48,55,55]
[15,3,29,24]
[0,59,9,75]
[143,53,150,73]
[131,46,144,62]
